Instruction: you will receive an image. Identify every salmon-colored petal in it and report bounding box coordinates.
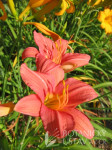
[20,63,52,101]
[22,47,38,60]
[0,0,7,21]
[34,31,53,58]
[0,102,15,117]
[24,22,60,41]
[56,78,98,107]
[40,104,74,138]
[65,108,94,139]
[14,94,41,117]
[61,53,90,73]
[36,54,64,87]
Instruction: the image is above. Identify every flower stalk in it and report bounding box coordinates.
[7,0,18,19]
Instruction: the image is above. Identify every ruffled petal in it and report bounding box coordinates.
[22,47,38,60]
[55,78,98,107]
[36,54,64,87]
[14,94,41,117]
[65,108,94,139]
[40,104,74,138]
[61,53,90,73]
[0,102,15,116]
[20,63,52,101]
[34,31,53,58]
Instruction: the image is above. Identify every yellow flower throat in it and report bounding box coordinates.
[44,81,69,110]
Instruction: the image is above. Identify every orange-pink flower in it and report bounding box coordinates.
[22,31,90,73]
[14,55,98,139]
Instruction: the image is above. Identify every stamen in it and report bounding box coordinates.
[44,81,69,110]
[53,40,63,64]
[67,45,74,53]
[56,94,61,110]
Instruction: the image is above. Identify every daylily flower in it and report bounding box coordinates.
[14,55,98,139]
[0,0,7,21]
[19,0,75,21]
[0,102,15,117]
[98,8,112,34]
[25,53,65,92]
[23,22,60,41]
[22,31,90,73]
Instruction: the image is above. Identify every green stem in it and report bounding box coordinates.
[14,113,19,147]
[20,116,32,150]
[7,0,18,19]
[2,72,8,103]
[17,21,23,97]
[6,19,17,39]
[64,73,67,80]
[74,17,82,40]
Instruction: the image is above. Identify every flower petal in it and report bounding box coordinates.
[40,104,74,138]
[0,0,7,21]
[29,0,52,8]
[61,53,90,73]
[24,22,60,41]
[65,108,94,139]
[34,0,59,21]
[22,47,38,60]
[36,54,64,87]
[32,8,46,22]
[0,102,15,117]
[14,94,41,117]
[66,0,75,13]
[20,63,52,101]
[56,78,98,107]
[34,31,53,58]
[19,0,52,20]
[55,0,68,16]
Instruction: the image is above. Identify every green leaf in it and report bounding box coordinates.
[60,144,101,150]
[93,82,112,89]
[92,122,112,139]
[0,137,10,150]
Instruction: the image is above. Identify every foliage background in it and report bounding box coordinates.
[0,0,112,149]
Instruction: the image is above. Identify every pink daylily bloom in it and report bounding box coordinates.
[14,59,98,139]
[20,54,64,100]
[22,31,90,73]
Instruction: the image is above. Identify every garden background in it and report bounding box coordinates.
[0,0,112,150]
